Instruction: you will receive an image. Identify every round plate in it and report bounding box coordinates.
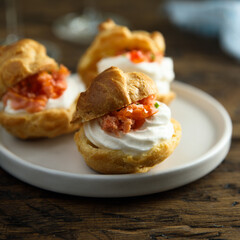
[0,81,232,197]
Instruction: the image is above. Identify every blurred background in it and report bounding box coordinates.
[1,0,239,70]
[0,0,239,131]
[1,0,174,70]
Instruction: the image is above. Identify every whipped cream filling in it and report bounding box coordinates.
[2,74,84,114]
[97,56,175,94]
[84,102,174,155]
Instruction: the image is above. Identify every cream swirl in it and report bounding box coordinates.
[97,56,175,94]
[84,102,174,155]
[3,74,85,114]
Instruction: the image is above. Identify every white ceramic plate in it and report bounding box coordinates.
[0,81,232,197]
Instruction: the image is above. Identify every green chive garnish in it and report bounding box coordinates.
[154,102,160,108]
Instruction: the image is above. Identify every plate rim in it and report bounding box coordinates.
[0,81,232,183]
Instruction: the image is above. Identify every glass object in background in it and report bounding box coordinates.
[164,0,240,61]
[2,0,22,45]
[1,0,61,61]
[52,1,129,44]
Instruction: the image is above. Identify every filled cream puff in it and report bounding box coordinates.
[72,67,181,174]
[78,19,175,105]
[0,39,83,139]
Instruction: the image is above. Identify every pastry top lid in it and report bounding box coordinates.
[72,66,158,123]
[0,38,58,97]
[78,19,166,86]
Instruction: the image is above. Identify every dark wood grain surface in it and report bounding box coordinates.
[0,0,239,239]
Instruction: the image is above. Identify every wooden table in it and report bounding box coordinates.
[0,0,239,239]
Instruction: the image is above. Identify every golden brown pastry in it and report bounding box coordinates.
[77,19,175,105]
[0,39,82,139]
[0,104,77,139]
[72,66,157,123]
[73,67,181,174]
[75,119,181,174]
[0,39,57,97]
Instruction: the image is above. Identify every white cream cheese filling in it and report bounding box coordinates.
[97,56,175,94]
[84,102,174,155]
[2,74,85,114]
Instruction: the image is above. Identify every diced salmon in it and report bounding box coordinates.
[100,115,120,135]
[119,117,135,133]
[2,65,69,113]
[3,90,47,113]
[117,50,163,63]
[101,95,159,135]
